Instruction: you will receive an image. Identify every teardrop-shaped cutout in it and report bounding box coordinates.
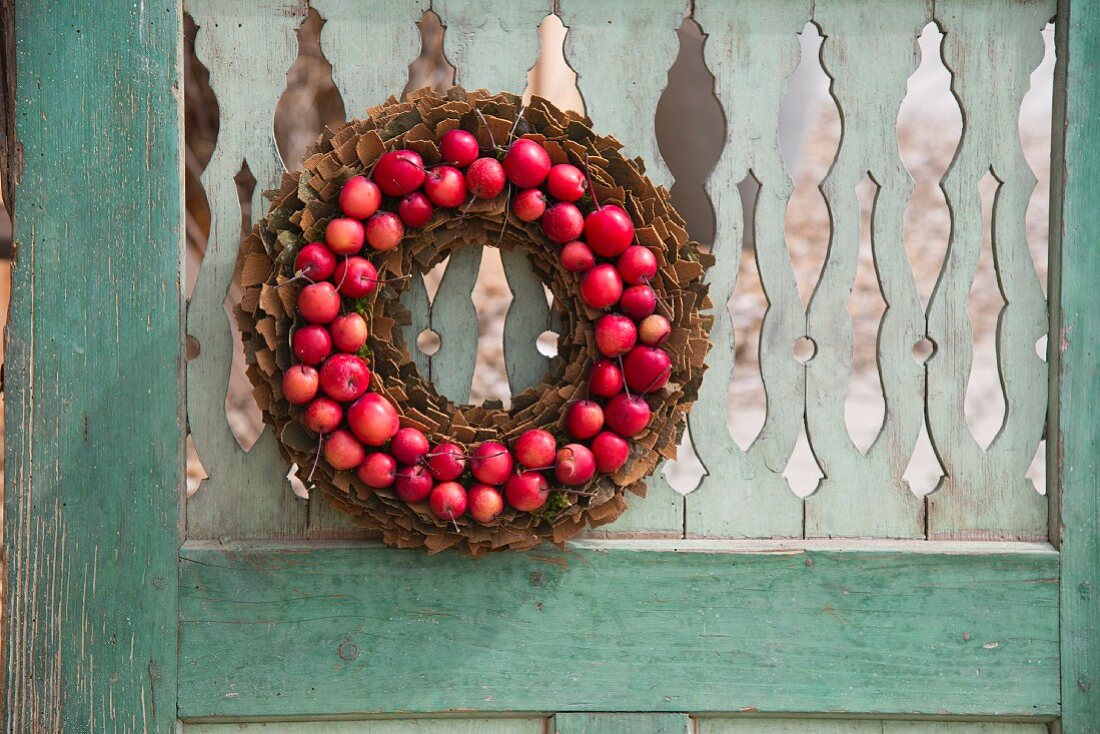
[664,422,707,496]
[407,10,456,95]
[904,420,944,498]
[785,422,824,498]
[525,14,584,113]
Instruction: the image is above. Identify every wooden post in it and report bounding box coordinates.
[3,1,182,731]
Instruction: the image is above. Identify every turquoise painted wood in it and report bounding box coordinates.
[3,0,182,730]
[698,721,1047,734]
[186,720,546,733]
[1054,0,1100,728]
[555,714,689,734]
[178,542,1059,720]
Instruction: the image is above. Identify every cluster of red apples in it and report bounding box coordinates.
[282,130,674,526]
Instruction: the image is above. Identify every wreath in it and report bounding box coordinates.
[236,88,713,554]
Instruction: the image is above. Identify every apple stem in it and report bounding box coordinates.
[277,270,316,289]
[506,105,526,142]
[335,256,349,290]
[451,514,460,533]
[583,153,600,209]
[640,363,673,395]
[617,354,633,400]
[306,432,323,487]
[475,107,497,150]
[497,184,512,242]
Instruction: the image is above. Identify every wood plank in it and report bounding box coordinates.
[803,0,929,538]
[1053,0,1100,728]
[699,721,1047,734]
[186,719,546,733]
[924,0,1053,539]
[178,542,1058,720]
[684,0,809,538]
[3,0,182,730]
[185,0,309,539]
[429,247,482,403]
[554,714,688,734]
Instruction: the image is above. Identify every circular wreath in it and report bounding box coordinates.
[236,88,713,554]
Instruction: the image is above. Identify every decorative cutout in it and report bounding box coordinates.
[525,14,584,113]
[416,328,442,357]
[1019,22,1055,298]
[664,423,707,496]
[470,248,512,407]
[793,336,816,364]
[785,423,823,498]
[406,11,456,96]
[904,422,944,498]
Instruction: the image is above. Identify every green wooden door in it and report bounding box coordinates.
[5,0,1099,732]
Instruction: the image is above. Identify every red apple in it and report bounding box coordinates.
[561,240,595,273]
[585,204,634,257]
[429,481,468,521]
[605,393,651,437]
[555,443,596,486]
[304,396,343,434]
[617,245,658,285]
[339,175,382,219]
[357,452,397,489]
[566,399,604,440]
[324,429,366,471]
[467,483,504,523]
[282,364,319,405]
[334,256,379,298]
[398,192,434,227]
[330,312,369,353]
[514,428,557,469]
[297,282,341,324]
[373,149,425,197]
[319,353,371,401]
[427,441,466,481]
[423,165,468,208]
[512,188,547,222]
[638,314,671,346]
[295,242,337,281]
[580,264,623,309]
[623,345,671,394]
[293,325,333,365]
[503,138,551,188]
[440,129,479,167]
[325,217,365,256]
[347,392,400,446]
[504,471,549,511]
[390,427,430,466]
[620,284,657,320]
[466,157,506,199]
[541,202,584,244]
[394,463,433,503]
[594,313,638,358]
[588,359,624,398]
[592,430,630,473]
[547,163,588,201]
[364,211,405,252]
[470,442,514,484]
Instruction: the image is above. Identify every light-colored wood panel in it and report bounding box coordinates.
[699,721,1047,734]
[500,247,552,393]
[925,0,1052,539]
[684,0,810,538]
[429,247,482,403]
[186,719,546,733]
[555,713,688,734]
[185,0,308,539]
[803,0,930,538]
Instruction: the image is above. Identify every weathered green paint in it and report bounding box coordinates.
[186,0,309,540]
[178,542,1058,720]
[698,721,1047,734]
[185,719,546,733]
[555,714,689,734]
[3,0,182,731]
[925,0,1052,539]
[1054,0,1100,729]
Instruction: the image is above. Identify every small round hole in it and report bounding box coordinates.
[417,328,441,356]
[1035,334,1048,360]
[793,336,816,364]
[912,337,935,364]
[186,334,201,360]
[536,330,559,358]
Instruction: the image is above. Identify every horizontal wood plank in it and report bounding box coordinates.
[185,719,546,733]
[698,720,1047,733]
[554,713,689,734]
[179,543,1058,721]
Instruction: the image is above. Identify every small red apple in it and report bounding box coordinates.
[617,245,658,285]
[580,264,623,309]
[592,430,630,473]
[324,429,366,471]
[325,217,365,256]
[620,284,657,320]
[339,175,382,219]
[397,192,434,227]
[466,157,506,199]
[467,484,504,523]
[390,427,430,466]
[423,165,468,208]
[555,443,596,486]
[429,481,468,521]
[546,163,587,202]
[623,345,672,394]
[346,392,400,446]
[594,313,638,358]
[364,211,405,251]
[292,325,333,365]
[541,202,584,244]
[503,138,551,188]
[512,188,547,222]
[333,256,379,298]
[357,451,397,489]
[470,442,514,485]
[585,204,634,257]
[319,353,371,402]
[373,149,425,197]
[605,393,651,437]
[588,358,624,398]
[514,428,557,469]
[303,396,343,434]
[561,241,595,273]
[297,282,341,324]
[638,314,671,346]
[504,471,550,511]
[282,364,319,405]
[294,242,337,281]
[330,313,369,353]
[394,463,433,503]
[440,129,479,167]
[566,399,604,440]
[427,441,466,481]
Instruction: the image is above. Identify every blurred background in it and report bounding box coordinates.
[181,10,1054,500]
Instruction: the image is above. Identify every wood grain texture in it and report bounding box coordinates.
[699,721,1048,734]
[186,719,546,733]
[3,0,182,730]
[185,0,309,539]
[555,714,688,734]
[558,0,687,536]
[803,0,929,538]
[178,542,1058,720]
[924,0,1052,539]
[1054,0,1100,728]
[685,0,810,538]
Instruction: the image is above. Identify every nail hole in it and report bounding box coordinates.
[793,336,816,363]
[417,328,441,356]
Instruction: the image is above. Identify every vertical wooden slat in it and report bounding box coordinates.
[925,0,1052,539]
[554,713,690,734]
[1055,0,1100,727]
[185,0,308,539]
[803,0,929,538]
[429,246,482,402]
[4,0,182,730]
[685,0,810,538]
[558,0,687,535]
